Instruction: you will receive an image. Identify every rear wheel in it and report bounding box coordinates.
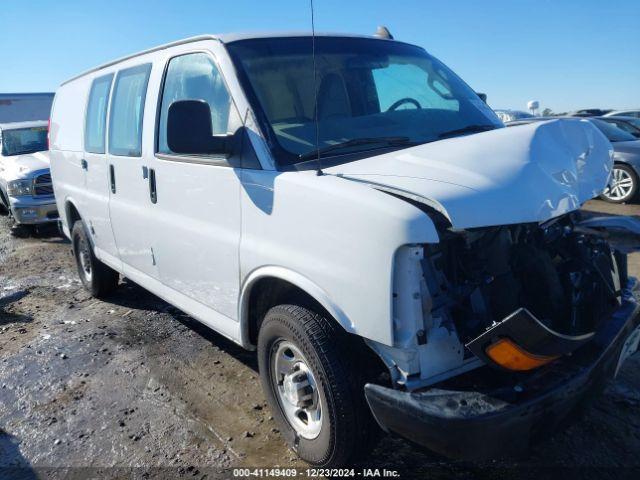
[0,190,9,215]
[601,164,638,203]
[257,304,379,467]
[72,220,119,297]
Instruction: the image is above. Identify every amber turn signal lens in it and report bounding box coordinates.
[485,338,559,371]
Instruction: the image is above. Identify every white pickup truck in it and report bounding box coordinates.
[0,120,57,234]
[49,32,640,466]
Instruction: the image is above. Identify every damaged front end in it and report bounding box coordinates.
[365,211,640,460]
[437,212,627,369]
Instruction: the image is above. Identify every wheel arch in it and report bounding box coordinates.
[615,159,640,178]
[239,267,355,349]
[64,198,82,233]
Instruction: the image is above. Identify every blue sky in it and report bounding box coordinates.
[1,0,638,112]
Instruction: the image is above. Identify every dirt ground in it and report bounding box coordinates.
[1,200,640,479]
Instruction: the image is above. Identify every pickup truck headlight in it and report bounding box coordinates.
[7,179,34,197]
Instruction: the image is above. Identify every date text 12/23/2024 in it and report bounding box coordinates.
[232,468,401,478]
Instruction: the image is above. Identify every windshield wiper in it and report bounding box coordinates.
[299,136,413,161]
[437,124,497,139]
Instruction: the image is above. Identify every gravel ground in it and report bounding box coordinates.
[1,200,640,479]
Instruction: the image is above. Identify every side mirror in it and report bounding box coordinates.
[167,100,229,155]
[476,92,487,103]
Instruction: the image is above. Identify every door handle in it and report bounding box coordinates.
[81,159,88,170]
[109,164,116,194]
[148,168,157,204]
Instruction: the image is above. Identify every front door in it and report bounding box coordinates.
[150,51,242,320]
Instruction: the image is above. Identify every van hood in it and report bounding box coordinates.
[325,119,613,229]
[0,150,50,181]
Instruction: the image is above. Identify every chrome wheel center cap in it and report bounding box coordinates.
[282,369,312,407]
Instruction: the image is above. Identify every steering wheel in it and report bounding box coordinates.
[387,97,422,111]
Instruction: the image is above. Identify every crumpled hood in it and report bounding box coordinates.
[325,119,613,229]
[0,151,50,181]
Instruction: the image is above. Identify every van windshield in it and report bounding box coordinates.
[1,126,48,156]
[227,36,502,168]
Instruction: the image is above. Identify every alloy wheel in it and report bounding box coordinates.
[604,167,635,201]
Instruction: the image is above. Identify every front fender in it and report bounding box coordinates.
[238,265,354,349]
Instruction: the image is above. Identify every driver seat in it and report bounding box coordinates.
[316,73,352,120]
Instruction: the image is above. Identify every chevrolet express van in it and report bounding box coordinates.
[50,33,640,466]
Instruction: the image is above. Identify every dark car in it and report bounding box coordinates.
[507,116,640,203]
[599,116,640,139]
[567,108,613,117]
[604,109,640,119]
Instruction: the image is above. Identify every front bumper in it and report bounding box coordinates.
[365,278,640,460]
[9,195,58,225]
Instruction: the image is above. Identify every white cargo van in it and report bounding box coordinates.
[50,33,640,466]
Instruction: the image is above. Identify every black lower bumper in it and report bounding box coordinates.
[365,279,640,460]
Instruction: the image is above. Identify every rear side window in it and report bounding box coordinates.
[157,53,231,155]
[109,64,151,157]
[84,74,113,154]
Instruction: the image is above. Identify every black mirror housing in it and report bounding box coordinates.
[167,100,229,155]
[476,92,487,103]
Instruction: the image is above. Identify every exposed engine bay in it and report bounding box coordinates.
[425,211,624,344]
[369,211,640,389]
[365,211,640,459]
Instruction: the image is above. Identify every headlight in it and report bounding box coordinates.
[7,179,33,196]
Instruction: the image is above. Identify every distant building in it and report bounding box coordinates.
[0,93,55,123]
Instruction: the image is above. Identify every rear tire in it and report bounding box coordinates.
[601,164,638,203]
[71,220,119,297]
[257,304,379,467]
[0,190,9,215]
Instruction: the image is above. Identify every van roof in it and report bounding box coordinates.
[0,120,48,131]
[60,32,396,86]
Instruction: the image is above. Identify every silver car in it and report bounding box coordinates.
[0,121,58,233]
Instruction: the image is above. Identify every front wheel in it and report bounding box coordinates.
[601,164,638,203]
[257,305,378,467]
[71,220,119,297]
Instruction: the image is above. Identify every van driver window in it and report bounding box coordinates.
[108,64,151,157]
[157,53,231,155]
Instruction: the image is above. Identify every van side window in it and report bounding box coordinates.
[84,74,113,153]
[157,53,231,155]
[109,64,152,157]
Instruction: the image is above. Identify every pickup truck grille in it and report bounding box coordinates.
[34,172,54,196]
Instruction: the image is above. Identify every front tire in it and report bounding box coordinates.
[71,220,119,297]
[257,305,378,467]
[601,164,638,203]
